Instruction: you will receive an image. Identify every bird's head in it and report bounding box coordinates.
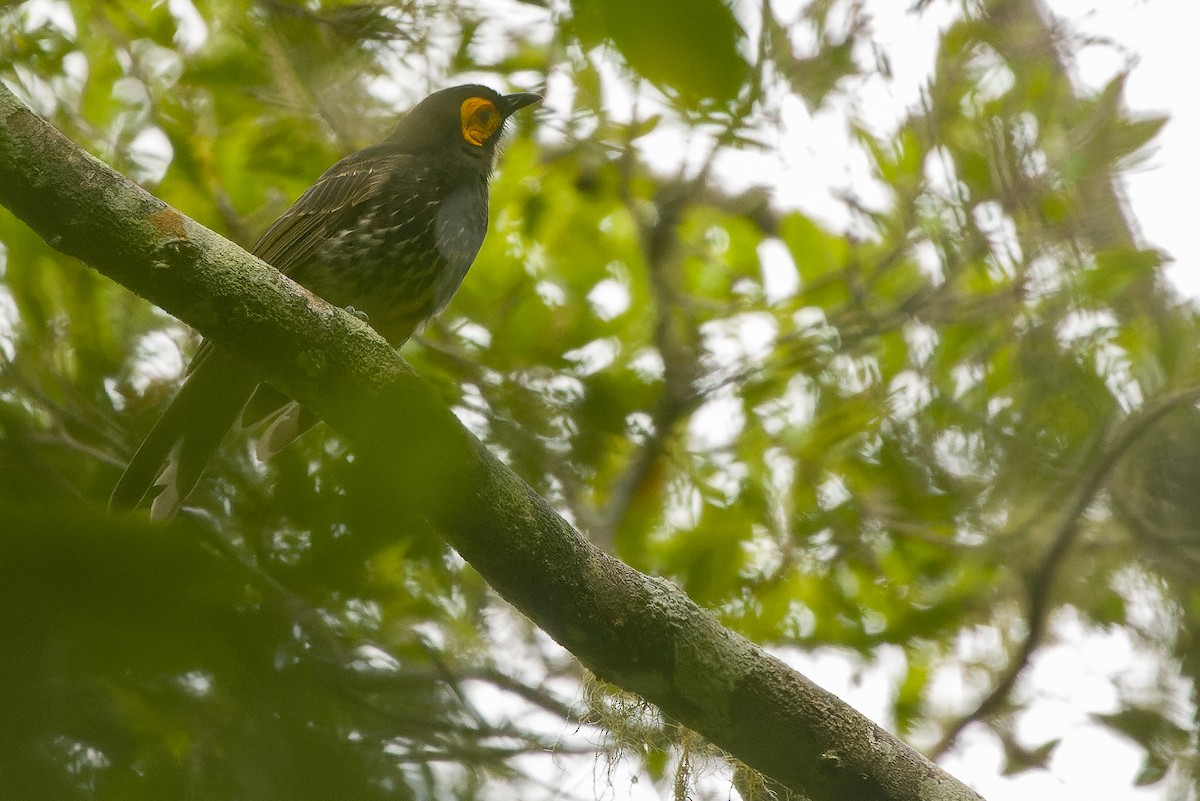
[386,84,542,162]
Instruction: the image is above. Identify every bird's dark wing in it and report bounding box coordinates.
[252,146,409,273]
[226,148,416,464]
[178,148,408,377]
[110,149,408,518]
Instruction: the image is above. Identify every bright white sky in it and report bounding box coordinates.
[1058,0,1199,300]
[760,0,1197,299]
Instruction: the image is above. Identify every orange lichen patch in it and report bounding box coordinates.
[148,208,187,240]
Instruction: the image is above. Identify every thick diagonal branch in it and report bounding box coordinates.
[0,83,982,801]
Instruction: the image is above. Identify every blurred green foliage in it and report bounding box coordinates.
[1,0,1197,798]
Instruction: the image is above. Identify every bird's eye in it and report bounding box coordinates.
[460,98,502,147]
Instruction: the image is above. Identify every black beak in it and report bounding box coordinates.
[499,92,542,117]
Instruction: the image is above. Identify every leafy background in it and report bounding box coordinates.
[1,0,1196,799]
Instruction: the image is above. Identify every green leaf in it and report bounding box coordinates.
[766,12,859,110]
[570,0,750,104]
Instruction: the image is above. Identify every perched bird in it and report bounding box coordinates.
[111,84,541,520]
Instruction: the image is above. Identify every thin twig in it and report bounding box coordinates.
[931,386,1200,757]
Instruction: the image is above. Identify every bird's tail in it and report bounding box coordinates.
[237,385,323,461]
[110,346,260,521]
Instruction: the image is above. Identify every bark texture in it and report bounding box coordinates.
[0,83,984,801]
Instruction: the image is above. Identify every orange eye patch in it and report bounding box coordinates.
[460,97,502,147]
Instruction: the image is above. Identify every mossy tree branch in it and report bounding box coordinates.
[0,82,984,801]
